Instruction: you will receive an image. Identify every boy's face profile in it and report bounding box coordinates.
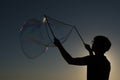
[92,36,111,55]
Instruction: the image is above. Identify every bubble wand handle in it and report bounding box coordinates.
[74,26,94,55]
[74,26,85,45]
[44,15,56,38]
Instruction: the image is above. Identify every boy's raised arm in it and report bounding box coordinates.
[54,38,89,65]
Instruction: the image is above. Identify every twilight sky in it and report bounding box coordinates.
[0,0,120,80]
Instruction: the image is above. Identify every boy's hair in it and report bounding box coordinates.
[93,36,111,53]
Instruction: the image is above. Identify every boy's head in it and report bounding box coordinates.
[92,36,111,55]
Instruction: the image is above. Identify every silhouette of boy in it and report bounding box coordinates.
[54,35,111,80]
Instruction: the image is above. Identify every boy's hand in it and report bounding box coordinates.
[84,44,93,55]
[84,44,92,52]
[54,38,61,47]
